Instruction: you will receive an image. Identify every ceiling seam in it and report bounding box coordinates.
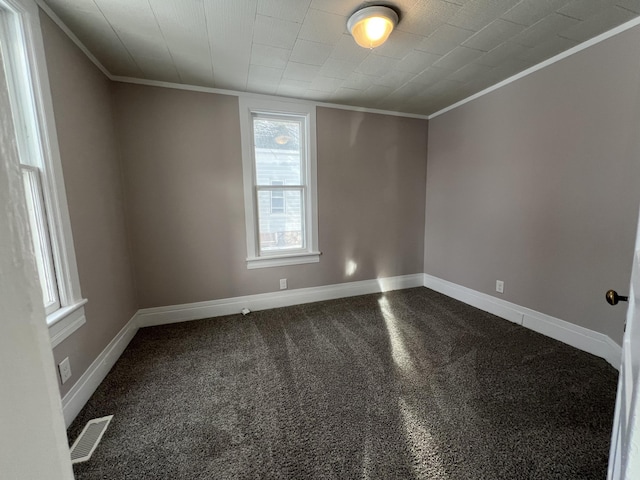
[146,0,182,84]
[201,1,215,86]
[89,0,144,79]
[245,2,260,91]
[281,0,315,91]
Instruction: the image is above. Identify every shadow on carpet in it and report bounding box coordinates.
[68,287,617,479]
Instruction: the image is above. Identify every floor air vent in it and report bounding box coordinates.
[70,415,113,464]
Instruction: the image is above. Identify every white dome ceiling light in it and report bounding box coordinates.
[347,6,399,49]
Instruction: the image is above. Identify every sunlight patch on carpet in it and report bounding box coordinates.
[399,398,448,479]
[379,296,416,375]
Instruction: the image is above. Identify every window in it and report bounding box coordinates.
[1,0,86,347]
[270,180,285,214]
[239,98,320,269]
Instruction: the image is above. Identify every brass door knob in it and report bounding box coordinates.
[606,289,628,305]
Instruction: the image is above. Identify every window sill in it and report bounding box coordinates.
[48,299,87,348]
[247,251,321,269]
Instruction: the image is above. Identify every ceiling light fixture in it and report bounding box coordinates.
[274,134,291,145]
[347,5,398,49]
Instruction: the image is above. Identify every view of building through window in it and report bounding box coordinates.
[252,116,305,254]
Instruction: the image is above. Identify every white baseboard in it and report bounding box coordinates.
[136,273,425,328]
[61,314,139,427]
[423,273,622,370]
[423,274,524,325]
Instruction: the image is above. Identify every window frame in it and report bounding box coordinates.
[1,0,86,347]
[239,97,320,269]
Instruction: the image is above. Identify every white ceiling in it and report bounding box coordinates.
[43,0,640,116]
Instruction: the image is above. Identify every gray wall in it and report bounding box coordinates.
[112,83,428,308]
[425,25,640,344]
[40,12,137,397]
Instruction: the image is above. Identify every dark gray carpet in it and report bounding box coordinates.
[68,287,617,479]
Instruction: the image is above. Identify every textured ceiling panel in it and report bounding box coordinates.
[309,75,343,93]
[462,18,524,51]
[328,34,370,63]
[372,30,424,58]
[43,0,640,116]
[283,62,321,82]
[475,40,529,66]
[147,0,212,85]
[502,0,572,26]
[448,61,495,82]
[618,0,640,12]
[356,54,400,76]
[395,51,442,74]
[416,24,476,55]
[247,64,283,94]
[398,0,461,36]
[448,0,517,31]
[560,0,610,20]
[290,39,334,66]
[561,5,639,41]
[204,0,257,90]
[250,43,291,70]
[318,58,358,79]
[433,45,485,70]
[258,0,313,23]
[298,9,346,45]
[252,14,301,50]
[276,77,311,98]
[512,12,580,46]
[309,0,360,16]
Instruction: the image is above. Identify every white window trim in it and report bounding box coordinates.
[239,97,320,269]
[2,0,86,345]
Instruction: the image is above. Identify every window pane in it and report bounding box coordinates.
[253,117,302,185]
[21,167,59,311]
[257,188,304,253]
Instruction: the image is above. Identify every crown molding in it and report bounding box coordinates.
[110,75,431,120]
[36,0,113,79]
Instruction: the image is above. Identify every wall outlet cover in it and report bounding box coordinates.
[496,280,504,294]
[59,357,72,384]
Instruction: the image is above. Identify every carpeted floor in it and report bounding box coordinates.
[68,287,618,479]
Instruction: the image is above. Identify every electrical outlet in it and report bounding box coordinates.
[59,357,72,384]
[280,278,287,290]
[496,280,504,294]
